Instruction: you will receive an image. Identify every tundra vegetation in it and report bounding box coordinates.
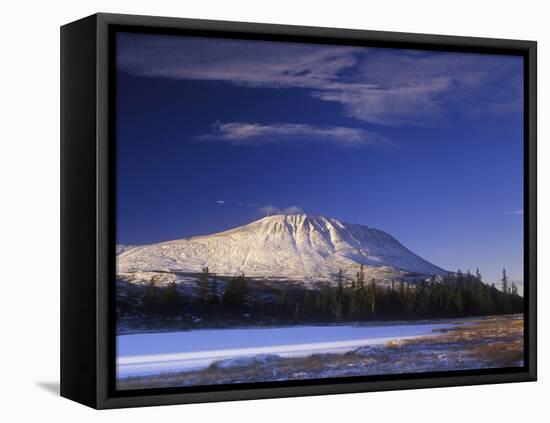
[117,314,524,389]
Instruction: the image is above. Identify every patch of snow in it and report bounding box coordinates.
[215,354,279,369]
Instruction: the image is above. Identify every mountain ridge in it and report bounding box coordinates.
[117,214,447,284]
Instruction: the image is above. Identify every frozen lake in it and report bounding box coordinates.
[117,323,454,378]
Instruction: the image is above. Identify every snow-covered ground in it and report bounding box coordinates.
[117,323,454,378]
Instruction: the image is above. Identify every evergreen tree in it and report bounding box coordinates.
[399,278,406,305]
[464,270,474,312]
[501,268,509,294]
[336,269,344,298]
[405,282,413,315]
[160,281,180,312]
[349,289,362,319]
[222,273,248,307]
[348,265,366,318]
[195,266,210,303]
[416,282,430,315]
[303,290,311,313]
[454,285,464,314]
[499,268,511,313]
[356,264,365,290]
[159,261,525,324]
[314,293,321,312]
[332,297,344,321]
[368,278,377,315]
[475,268,482,283]
[143,277,159,312]
[293,303,303,320]
[334,269,346,318]
[209,273,219,305]
[279,289,288,308]
[481,284,494,314]
[321,284,332,314]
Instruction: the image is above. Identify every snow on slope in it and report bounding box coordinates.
[117,214,447,283]
[116,244,138,255]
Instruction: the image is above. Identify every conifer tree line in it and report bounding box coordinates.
[122,265,522,321]
[136,267,250,314]
[279,266,523,321]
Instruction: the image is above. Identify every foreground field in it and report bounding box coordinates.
[117,315,523,390]
[116,322,456,378]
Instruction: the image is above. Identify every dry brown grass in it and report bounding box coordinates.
[117,315,524,390]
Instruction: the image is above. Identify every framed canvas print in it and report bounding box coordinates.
[60,13,537,409]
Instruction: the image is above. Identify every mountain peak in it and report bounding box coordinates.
[259,213,321,220]
[118,214,447,283]
[257,213,349,228]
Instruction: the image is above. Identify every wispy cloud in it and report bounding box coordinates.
[216,200,225,205]
[311,52,522,126]
[238,202,260,207]
[117,33,361,90]
[311,78,450,126]
[117,33,523,127]
[196,122,391,147]
[505,210,524,215]
[258,204,303,216]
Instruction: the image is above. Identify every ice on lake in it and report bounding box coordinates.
[117,323,454,378]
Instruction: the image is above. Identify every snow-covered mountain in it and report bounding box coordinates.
[116,244,138,255]
[117,214,447,284]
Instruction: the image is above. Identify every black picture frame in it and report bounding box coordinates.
[61,12,537,409]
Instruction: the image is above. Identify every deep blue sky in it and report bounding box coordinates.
[116,32,524,283]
